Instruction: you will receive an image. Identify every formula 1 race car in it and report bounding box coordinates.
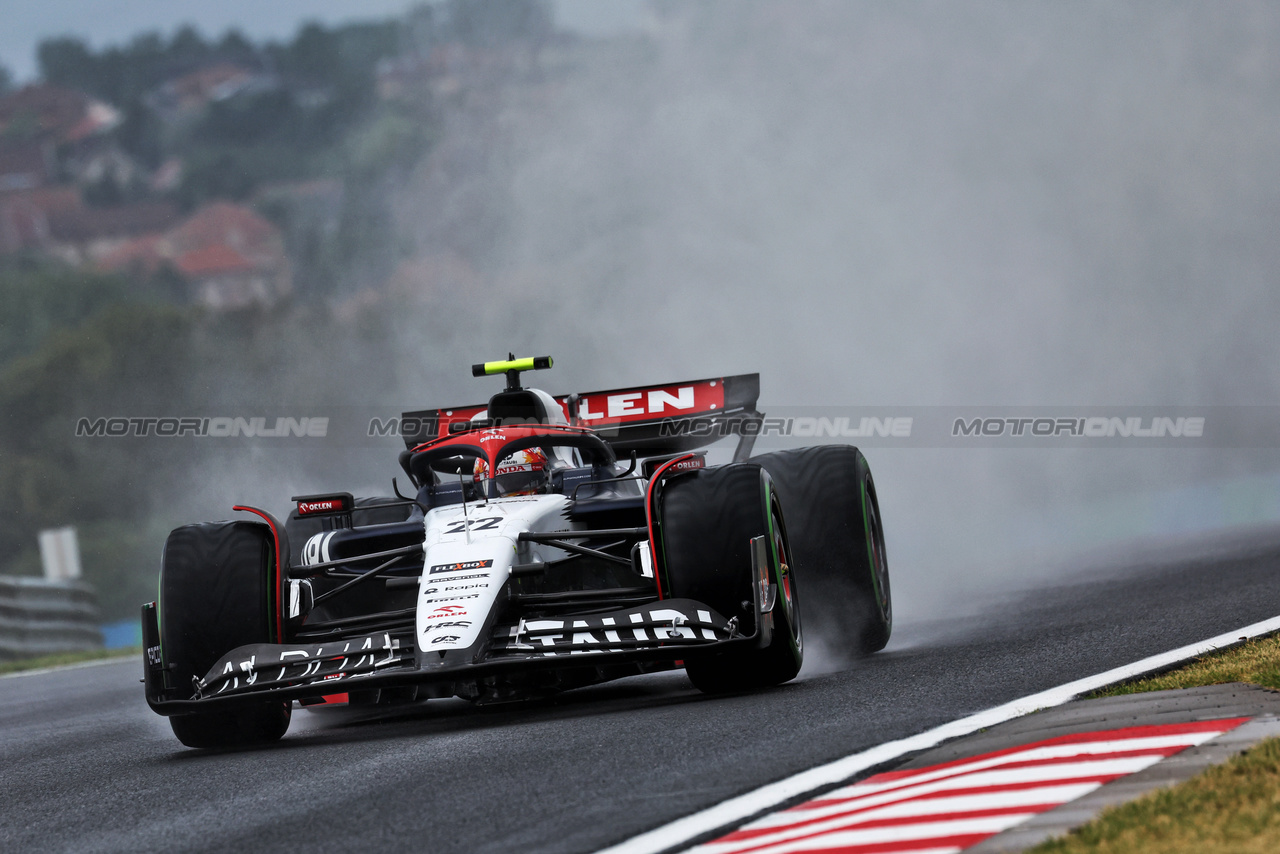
[141,357,891,748]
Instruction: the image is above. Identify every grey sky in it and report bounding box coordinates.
[0,0,648,83]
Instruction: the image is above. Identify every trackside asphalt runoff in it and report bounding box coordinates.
[595,613,1280,854]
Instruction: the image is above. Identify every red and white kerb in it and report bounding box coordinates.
[689,718,1248,854]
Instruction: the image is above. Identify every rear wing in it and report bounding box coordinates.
[400,373,763,460]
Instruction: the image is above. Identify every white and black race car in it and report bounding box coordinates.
[142,357,891,748]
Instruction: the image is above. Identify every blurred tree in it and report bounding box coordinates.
[216,28,258,66]
[0,302,194,559]
[109,33,168,105]
[199,89,297,146]
[0,64,12,96]
[39,32,178,105]
[37,37,95,90]
[445,0,553,47]
[0,261,156,365]
[281,22,340,84]
[167,25,211,65]
[115,97,163,166]
[404,3,440,54]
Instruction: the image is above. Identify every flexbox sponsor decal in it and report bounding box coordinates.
[429,559,494,575]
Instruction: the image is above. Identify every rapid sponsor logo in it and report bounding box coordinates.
[429,559,495,574]
[421,582,490,595]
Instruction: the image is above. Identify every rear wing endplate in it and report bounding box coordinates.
[400,373,762,460]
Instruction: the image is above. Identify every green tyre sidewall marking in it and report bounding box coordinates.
[861,476,881,608]
[765,479,802,662]
[860,469,891,634]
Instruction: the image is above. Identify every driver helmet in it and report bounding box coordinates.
[474,447,550,496]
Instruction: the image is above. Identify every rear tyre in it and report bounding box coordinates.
[754,446,891,656]
[160,521,291,748]
[660,464,803,693]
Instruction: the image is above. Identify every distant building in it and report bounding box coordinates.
[0,186,176,262]
[147,64,278,121]
[0,84,125,191]
[0,83,144,204]
[0,142,52,193]
[0,83,121,144]
[100,201,291,311]
[45,199,179,265]
[0,187,80,254]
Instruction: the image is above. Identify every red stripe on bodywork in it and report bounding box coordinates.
[233,504,284,642]
[644,453,698,600]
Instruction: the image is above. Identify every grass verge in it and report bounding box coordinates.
[1027,631,1280,852]
[1029,737,1280,853]
[0,646,139,675]
[1091,633,1280,697]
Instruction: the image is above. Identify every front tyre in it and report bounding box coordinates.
[660,464,803,693]
[160,521,290,748]
[754,446,891,655]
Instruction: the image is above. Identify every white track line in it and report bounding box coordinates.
[0,654,135,680]
[596,614,1280,854]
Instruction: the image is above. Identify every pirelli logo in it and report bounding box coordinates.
[430,559,495,575]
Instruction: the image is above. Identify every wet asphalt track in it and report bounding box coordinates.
[3,530,1279,854]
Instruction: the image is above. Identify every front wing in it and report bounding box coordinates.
[142,598,758,714]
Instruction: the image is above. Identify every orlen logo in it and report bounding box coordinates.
[669,456,705,472]
[575,381,726,424]
[297,498,348,516]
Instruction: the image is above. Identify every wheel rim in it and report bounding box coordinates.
[866,479,891,624]
[771,502,801,654]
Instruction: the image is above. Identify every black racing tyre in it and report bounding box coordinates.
[160,521,291,748]
[753,446,891,656]
[660,464,802,693]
